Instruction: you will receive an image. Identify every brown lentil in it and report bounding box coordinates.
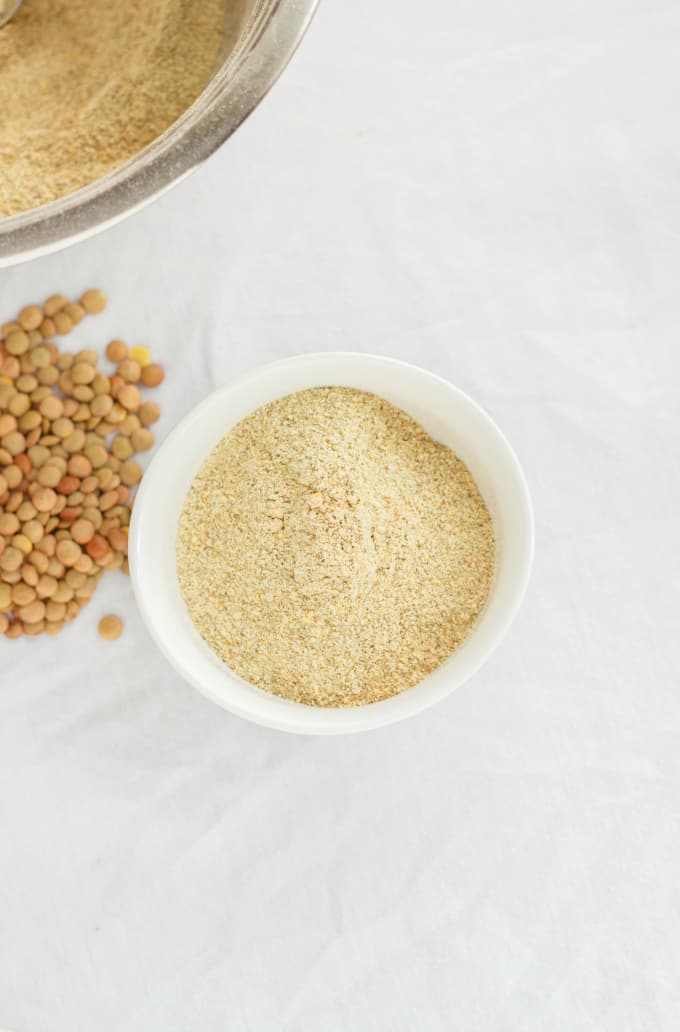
[1,466,19,489]
[55,540,81,567]
[109,404,127,426]
[0,414,17,436]
[98,614,123,641]
[44,296,66,317]
[20,600,46,624]
[119,415,140,437]
[117,359,141,384]
[112,436,134,461]
[72,362,96,386]
[28,446,50,468]
[18,306,44,332]
[45,600,66,621]
[16,503,36,524]
[21,564,39,587]
[47,558,65,579]
[65,305,87,327]
[81,291,108,316]
[33,488,57,513]
[52,582,73,604]
[52,418,74,439]
[65,569,86,590]
[106,340,127,363]
[0,513,20,536]
[24,620,46,637]
[23,521,44,545]
[6,331,29,356]
[140,364,165,388]
[30,347,52,369]
[54,312,74,336]
[13,534,33,555]
[37,575,58,599]
[28,551,49,574]
[139,402,160,427]
[118,385,141,412]
[37,366,59,386]
[16,374,38,394]
[86,535,109,560]
[119,461,142,486]
[56,353,73,372]
[99,490,119,512]
[0,290,162,639]
[37,466,62,488]
[68,461,92,486]
[2,431,25,456]
[12,582,36,606]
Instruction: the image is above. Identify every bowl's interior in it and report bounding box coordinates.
[129,355,533,734]
[0,0,318,265]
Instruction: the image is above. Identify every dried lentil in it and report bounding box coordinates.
[0,292,164,639]
[98,614,123,641]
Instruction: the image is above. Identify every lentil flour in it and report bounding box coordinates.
[0,0,240,217]
[177,388,495,708]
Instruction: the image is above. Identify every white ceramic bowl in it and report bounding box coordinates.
[129,354,534,734]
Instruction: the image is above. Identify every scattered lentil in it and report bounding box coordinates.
[0,292,164,639]
[140,364,165,388]
[98,614,123,641]
[106,340,127,363]
[119,461,142,486]
[117,359,141,384]
[130,428,154,453]
[139,402,160,427]
[18,306,43,332]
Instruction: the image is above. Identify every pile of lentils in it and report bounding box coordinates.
[0,290,163,640]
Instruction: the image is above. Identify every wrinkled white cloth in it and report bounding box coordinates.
[1,0,680,1029]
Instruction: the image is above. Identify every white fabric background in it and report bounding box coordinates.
[2,0,680,1029]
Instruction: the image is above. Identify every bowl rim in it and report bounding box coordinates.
[129,353,535,735]
[0,0,319,267]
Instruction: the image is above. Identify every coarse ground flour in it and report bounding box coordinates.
[0,0,241,217]
[177,387,495,708]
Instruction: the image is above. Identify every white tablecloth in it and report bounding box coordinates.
[2,1,680,1029]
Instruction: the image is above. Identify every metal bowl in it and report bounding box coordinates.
[0,0,318,267]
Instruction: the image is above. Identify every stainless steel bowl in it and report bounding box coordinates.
[0,0,318,267]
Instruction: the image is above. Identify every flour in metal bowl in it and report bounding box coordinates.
[0,0,235,216]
